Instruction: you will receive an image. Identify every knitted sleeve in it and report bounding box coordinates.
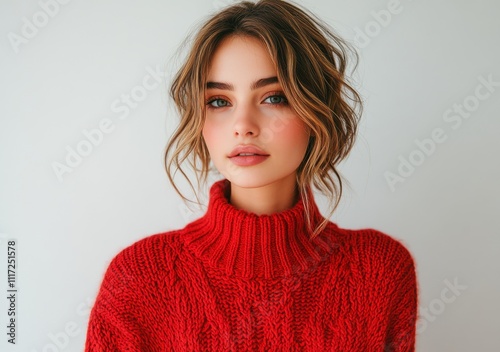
[85,249,142,351]
[384,239,419,352]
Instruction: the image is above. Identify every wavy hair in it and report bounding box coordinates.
[164,0,363,239]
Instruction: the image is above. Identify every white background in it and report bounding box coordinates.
[1,0,499,351]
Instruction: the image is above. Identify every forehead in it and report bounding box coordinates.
[207,35,277,82]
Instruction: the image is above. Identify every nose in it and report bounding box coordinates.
[233,102,260,137]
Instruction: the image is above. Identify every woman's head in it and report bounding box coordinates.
[202,34,311,215]
[165,0,363,238]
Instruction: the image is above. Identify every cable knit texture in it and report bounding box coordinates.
[85,178,418,351]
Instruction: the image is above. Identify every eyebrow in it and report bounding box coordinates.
[206,76,279,91]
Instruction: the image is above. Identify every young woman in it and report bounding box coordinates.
[85,1,418,351]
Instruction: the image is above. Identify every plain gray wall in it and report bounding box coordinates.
[0,0,499,351]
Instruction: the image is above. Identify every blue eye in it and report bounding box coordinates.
[264,95,288,105]
[207,98,229,108]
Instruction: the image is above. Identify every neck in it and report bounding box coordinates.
[228,175,298,215]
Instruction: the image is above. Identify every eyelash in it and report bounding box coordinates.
[205,92,289,110]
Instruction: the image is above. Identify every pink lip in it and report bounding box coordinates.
[229,155,269,166]
[228,144,269,158]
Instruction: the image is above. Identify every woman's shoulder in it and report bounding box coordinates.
[328,224,416,269]
[327,224,417,293]
[99,229,184,287]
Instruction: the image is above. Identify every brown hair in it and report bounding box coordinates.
[164,0,363,239]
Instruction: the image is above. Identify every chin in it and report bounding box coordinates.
[223,173,258,186]
[220,161,296,190]
[229,175,290,190]
[226,177,265,189]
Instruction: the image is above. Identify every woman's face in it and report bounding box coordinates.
[202,35,310,191]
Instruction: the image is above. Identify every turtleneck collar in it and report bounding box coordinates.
[180,178,339,279]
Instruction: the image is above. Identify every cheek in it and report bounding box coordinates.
[278,119,310,150]
[202,122,216,150]
[202,120,226,162]
[275,121,310,167]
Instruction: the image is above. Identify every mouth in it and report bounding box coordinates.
[229,153,267,157]
[229,154,270,166]
[228,145,269,158]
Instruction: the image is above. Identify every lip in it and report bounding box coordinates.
[229,155,269,166]
[228,144,269,158]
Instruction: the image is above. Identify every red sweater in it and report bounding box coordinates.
[85,178,418,351]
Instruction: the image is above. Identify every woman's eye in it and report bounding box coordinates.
[208,99,229,108]
[263,95,288,104]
